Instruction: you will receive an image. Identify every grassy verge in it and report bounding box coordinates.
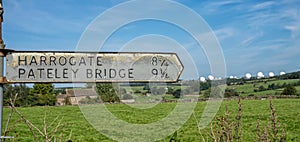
[2,99,300,141]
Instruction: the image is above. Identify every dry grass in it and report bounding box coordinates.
[196,96,286,142]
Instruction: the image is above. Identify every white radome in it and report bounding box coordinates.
[200,77,206,82]
[257,72,264,78]
[229,76,234,79]
[245,73,251,79]
[268,72,275,77]
[208,75,214,80]
[280,71,286,75]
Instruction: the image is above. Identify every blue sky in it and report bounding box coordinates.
[3,0,300,79]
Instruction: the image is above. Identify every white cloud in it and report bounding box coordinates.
[240,31,263,47]
[214,28,235,40]
[285,26,298,34]
[202,1,242,13]
[283,10,300,39]
[249,1,275,11]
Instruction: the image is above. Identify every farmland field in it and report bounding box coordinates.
[2,99,300,141]
[227,79,300,96]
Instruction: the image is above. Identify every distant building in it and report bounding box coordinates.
[56,88,98,106]
[56,93,66,106]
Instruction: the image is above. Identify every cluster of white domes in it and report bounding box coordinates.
[199,71,286,82]
[245,71,285,79]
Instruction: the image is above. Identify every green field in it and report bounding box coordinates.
[227,79,300,96]
[2,99,300,141]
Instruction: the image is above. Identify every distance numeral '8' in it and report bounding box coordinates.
[151,56,158,66]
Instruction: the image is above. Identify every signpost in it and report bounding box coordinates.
[1,50,184,141]
[0,1,6,141]
[0,1,185,141]
[6,51,183,83]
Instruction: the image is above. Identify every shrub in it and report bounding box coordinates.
[95,83,120,103]
[134,90,141,94]
[281,85,297,96]
[173,89,182,98]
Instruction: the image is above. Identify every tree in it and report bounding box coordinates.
[119,88,127,96]
[3,84,14,106]
[258,85,266,92]
[224,89,239,98]
[268,83,275,90]
[95,83,120,103]
[281,85,297,96]
[166,86,174,94]
[30,83,56,106]
[173,89,182,98]
[3,84,30,106]
[200,81,211,91]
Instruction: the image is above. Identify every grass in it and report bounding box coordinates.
[2,99,300,141]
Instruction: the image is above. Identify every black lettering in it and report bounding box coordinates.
[18,56,27,65]
[119,69,125,78]
[29,56,38,65]
[50,56,56,65]
[95,69,102,78]
[88,56,94,66]
[69,56,76,66]
[47,68,53,78]
[97,56,102,66]
[71,69,78,78]
[128,68,134,78]
[37,68,44,78]
[55,69,60,78]
[63,68,68,78]
[18,68,26,78]
[109,69,116,78]
[40,56,47,65]
[79,57,86,66]
[59,56,67,66]
[103,69,107,77]
[152,69,158,76]
[86,69,93,78]
[28,69,35,78]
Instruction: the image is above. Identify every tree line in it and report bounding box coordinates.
[3,72,299,106]
[4,83,56,107]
